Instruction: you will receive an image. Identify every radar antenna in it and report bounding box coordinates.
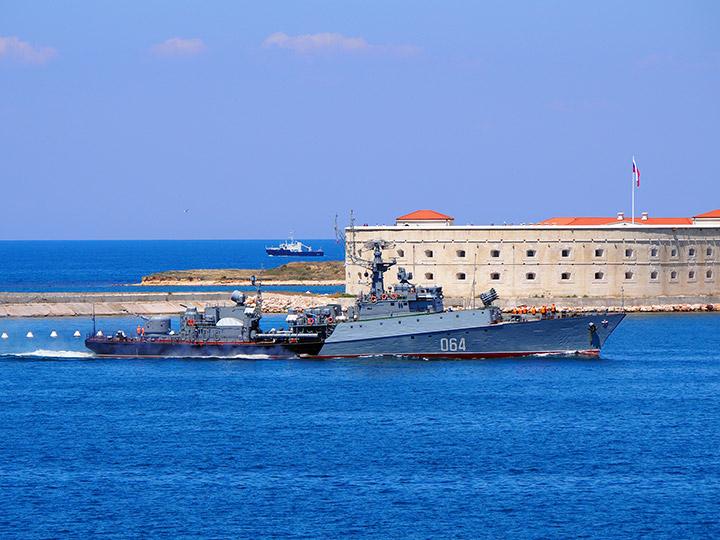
[336,212,397,295]
[352,239,397,297]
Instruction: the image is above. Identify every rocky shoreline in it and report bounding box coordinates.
[139,261,345,287]
[0,291,717,318]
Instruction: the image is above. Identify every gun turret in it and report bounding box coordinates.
[480,288,498,307]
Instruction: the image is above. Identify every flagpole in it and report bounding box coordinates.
[632,155,635,224]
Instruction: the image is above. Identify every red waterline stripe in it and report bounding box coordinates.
[308,350,601,359]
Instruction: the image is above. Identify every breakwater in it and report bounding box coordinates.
[1,292,717,318]
[0,291,354,318]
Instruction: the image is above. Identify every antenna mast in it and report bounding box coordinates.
[471,252,477,310]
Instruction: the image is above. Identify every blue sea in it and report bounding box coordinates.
[1,241,719,539]
[0,240,346,293]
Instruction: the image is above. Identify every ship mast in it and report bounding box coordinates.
[335,212,396,295]
[367,241,396,296]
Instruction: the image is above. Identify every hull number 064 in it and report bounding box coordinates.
[440,337,466,352]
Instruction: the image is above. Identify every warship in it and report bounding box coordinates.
[284,240,624,358]
[85,241,624,359]
[85,280,326,358]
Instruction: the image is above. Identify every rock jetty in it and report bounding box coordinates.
[0,291,717,318]
[0,291,354,318]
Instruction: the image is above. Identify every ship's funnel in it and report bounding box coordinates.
[480,288,498,307]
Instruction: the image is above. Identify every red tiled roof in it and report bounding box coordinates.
[694,208,720,218]
[536,217,694,226]
[396,210,454,221]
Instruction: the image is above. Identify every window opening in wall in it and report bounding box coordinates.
[595,249,604,257]
[689,248,696,257]
[650,271,658,279]
[707,270,713,279]
[425,250,433,258]
[671,249,677,257]
[707,247,713,257]
[526,272,536,280]
[625,271,633,279]
[651,248,658,257]
[561,272,571,280]
[594,272,604,280]
[625,248,633,257]
[456,250,466,258]
[671,271,677,279]
[491,250,500,258]
[457,273,466,280]
[425,272,434,280]
[490,273,500,280]
[526,249,536,257]
[561,249,570,257]
[689,271,695,279]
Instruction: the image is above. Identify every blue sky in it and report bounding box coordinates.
[2,1,718,239]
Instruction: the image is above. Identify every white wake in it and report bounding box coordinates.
[3,349,96,359]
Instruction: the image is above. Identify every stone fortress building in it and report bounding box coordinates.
[344,209,720,300]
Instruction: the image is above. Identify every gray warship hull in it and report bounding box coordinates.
[84,337,323,358]
[312,310,625,359]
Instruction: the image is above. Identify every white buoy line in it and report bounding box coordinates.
[0,330,84,339]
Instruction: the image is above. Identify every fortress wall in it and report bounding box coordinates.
[344,225,720,298]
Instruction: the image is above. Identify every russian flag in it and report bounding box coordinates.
[633,158,640,187]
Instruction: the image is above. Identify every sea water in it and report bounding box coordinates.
[0,240,345,293]
[0,312,719,539]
